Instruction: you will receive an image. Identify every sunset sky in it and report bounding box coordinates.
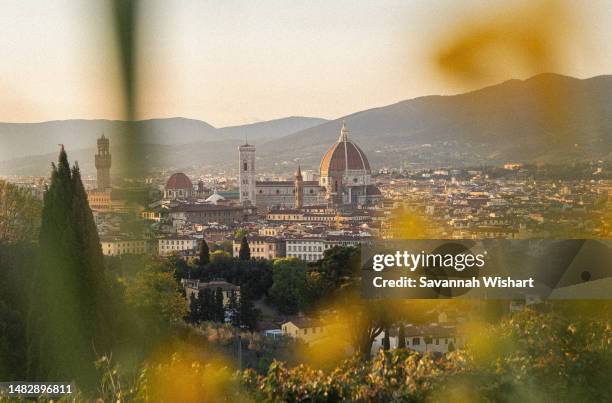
[1,0,611,127]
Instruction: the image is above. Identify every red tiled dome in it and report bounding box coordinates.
[320,122,371,176]
[166,173,193,190]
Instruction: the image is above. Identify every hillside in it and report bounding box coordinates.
[0,116,327,163]
[1,74,610,176]
[258,73,612,169]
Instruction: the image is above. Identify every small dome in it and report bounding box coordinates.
[320,122,371,176]
[166,173,193,190]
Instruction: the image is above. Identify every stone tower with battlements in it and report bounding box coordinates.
[95,134,111,190]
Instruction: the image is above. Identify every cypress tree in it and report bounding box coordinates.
[70,163,113,348]
[398,323,406,349]
[238,236,250,260]
[200,289,213,322]
[199,239,210,266]
[382,328,390,351]
[238,290,259,331]
[214,288,225,323]
[27,148,113,390]
[188,293,199,324]
[227,290,239,327]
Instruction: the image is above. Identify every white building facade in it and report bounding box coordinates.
[158,236,198,256]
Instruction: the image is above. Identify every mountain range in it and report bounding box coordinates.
[1,73,610,176]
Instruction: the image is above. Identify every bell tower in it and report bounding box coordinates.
[294,164,303,209]
[95,134,111,190]
[239,142,256,205]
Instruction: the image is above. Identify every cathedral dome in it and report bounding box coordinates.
[320,122,371,176]
[166,173,193,190]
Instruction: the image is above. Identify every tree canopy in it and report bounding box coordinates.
[0,179,42,243]
[239,236,251,260]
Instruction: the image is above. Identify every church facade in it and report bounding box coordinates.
[238,122,380,211]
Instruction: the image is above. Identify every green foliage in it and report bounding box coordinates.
[268,258,308,315]
[168,252,192,280]
[228,290,240,327]
[382,328,390,351]
[214,288,226,323]
[211,250,232,264]
[0,179,42,243]
[242,310,612,402]
[125,261,188,332]
[27,149,114,390]
[188,293,199,323]
[457,309,612,402]
[234,228,249,240]
[241,350,455,402]
[21,309,610,402]
[238,290,260,331]
[238,236,250,260]
[319,246,360,285]
[300,246,361,311]
[398,323,406,349]
[0,243,35,380]
[199,239,210,266]
[200,257,272,300]
[131,350,248,402]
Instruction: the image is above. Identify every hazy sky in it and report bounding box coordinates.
[1,0,611,127]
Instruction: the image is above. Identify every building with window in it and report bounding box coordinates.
[168,203,247,226]
[281,318,328,344]
[100,237,149,256]
[285,236,364,262]
[182,279,240,307]
[157,236,198,256]
[232,235,286,259]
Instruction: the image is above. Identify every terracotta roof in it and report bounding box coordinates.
[166,173,193,190]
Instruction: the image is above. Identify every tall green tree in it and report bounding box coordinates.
[27,148,114,390]
[238,290,259,331]
[214,288,225,323]
[268,258,308,315]
[227,290,239,327]
[382,328,390,351]
[319,246,360,285]
[397,323,406,349]
[199,289,214,322]
[199,239,210,266]
[188,293,199,324]
[238,236,250,260]
[125,261,188,332]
